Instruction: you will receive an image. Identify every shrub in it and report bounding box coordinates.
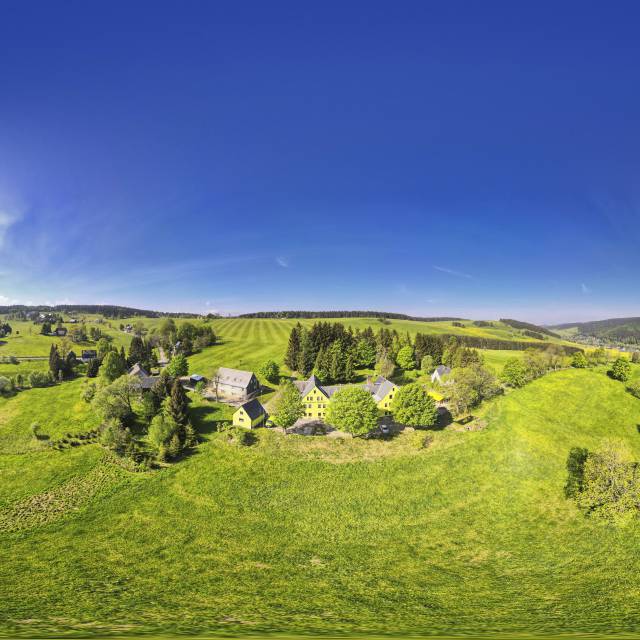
[81,382,97,403]
[609,357,631,382]
[99,419,133,455]
[627,380,640,399]
[259,360,280,384]
[575,442,640,523]
[500,358,529,388]
[28,371,50,388]
[30,423,41,440]
[571,352,588,368]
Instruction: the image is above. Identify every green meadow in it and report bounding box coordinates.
[2,368,640,638]
[3,315,638,638]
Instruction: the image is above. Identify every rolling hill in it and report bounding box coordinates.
[553,317,640,344]
[2,368,640,637]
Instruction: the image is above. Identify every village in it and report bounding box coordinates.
[126,360,453,437]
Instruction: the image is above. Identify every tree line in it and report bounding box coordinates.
[241,310,462,321]
[0,304,200,319]
[500,318,561,338]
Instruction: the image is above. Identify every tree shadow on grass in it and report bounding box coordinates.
[190,404,227,436]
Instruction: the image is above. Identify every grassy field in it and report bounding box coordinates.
[2,367,640,637]
[186,318,538,380]
[1,316,572,360]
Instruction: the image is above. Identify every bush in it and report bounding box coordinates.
[28,371,51,388]
[575,442,640,523]
[571,352,588,368]
[627,380,640,399]
[609,357,631,382]
[99,419,133,456]
[500,358,529,388]
[0,376,11,394]
[258,359,280,384]
[30,423,41,440]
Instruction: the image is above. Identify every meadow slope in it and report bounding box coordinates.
[2,369,640,637]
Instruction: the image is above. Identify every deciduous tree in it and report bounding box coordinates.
[273,380,304,429]
[325,386,378,436]
[390,383,438,427]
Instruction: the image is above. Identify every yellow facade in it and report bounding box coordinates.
[232,406,265,428]
[376,384,398,414]
[302,385,330,419]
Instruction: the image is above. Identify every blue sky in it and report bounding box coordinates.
[2,1,640,323]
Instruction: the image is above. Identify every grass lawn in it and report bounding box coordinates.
[3,368,640,637]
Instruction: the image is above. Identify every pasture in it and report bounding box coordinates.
[2,369,640,637]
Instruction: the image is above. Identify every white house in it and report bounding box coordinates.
[431,365,452,384]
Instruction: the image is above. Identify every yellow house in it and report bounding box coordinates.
[293,374,398,420]
[294,375,336,420]
[232,398,268,428]
[366,376,399,414]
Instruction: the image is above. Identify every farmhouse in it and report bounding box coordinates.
[431,365,451,384]
[364,375,399,414]
[294,374,398,420]
[215,367,260,399]
[128,362,158,390]
[232,398,268,428]
[294,375,340,420]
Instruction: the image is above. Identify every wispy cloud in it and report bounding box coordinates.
[276,256,289,268]
[0,206,23,250]
[581,283,591,294]
[433,265,473,279]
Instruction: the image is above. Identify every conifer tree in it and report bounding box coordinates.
[168,379,189,428]
[284,323,301,370]
[49,344,61,378]
[297,329,314,376]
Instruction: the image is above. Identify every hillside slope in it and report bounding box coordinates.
[2,369,640,637]
[553,317,640,343]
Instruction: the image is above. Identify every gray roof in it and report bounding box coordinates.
[217,367,255,390]
[139,376,159,390]
[239,398,267,421]
[433,365,451,377]
[128,363,150,378]
[372,377,395,402]
[362,375,395,401]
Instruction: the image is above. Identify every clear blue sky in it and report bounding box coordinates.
[2,1,640,323]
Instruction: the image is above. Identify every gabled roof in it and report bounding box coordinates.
[237,398,267,421]
[138,376,159,390]
[433,365,451,377]
[372,377,395,402]
[217,367,256,389]
[128,363,150,378]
